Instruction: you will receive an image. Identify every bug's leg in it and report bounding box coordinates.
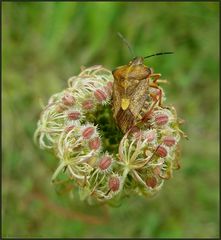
[149,72,169,101]
[149,82,163,106]
[150,73,161,83]
[150,73,169,84]
[141,87,164,123]
[147,73,163,107]
[140,73,170,124]
[147,145,160,162]
[150,73,169,86]
[151,74,169,87]
[150,72,169,103]
[150,71,161,83]
[141,98,159,123]
[137,78,160,123]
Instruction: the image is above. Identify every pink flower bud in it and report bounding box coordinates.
[82,100,94,110]
[107,81,113,90]
[130,127,142,140]
[155,113,169,126]
[103,86,111,96]
[146,176,157,188]
[98,156,112,170]
[62,93,75,106]
[65,125,75,133]
[108,176,120,192]
[156,145,167,158]
[133,131,142,140]
[104,82,113,96]
[146,131,155,142]
[153,88,161,96]
[88,137,101,150]
[163,136,176,147]
[82,127,94,139]
[94,89,107,102]
[68,111,81,120]
[153,166,161,176]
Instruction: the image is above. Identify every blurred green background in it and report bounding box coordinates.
[2,2,219,238]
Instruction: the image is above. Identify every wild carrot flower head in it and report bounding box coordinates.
[34,65,186,205]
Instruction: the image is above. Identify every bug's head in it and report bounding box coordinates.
[129,56,144,66]
[113,33,174,81]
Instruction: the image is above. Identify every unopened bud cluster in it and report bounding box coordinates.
[34,65,185,204]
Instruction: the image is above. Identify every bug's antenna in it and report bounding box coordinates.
[117,32,135,58]
[144,52,174,59]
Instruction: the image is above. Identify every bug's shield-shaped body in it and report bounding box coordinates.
[112,57,151,133]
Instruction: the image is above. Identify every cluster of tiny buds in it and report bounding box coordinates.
[34,65,185,204]
[116,85,184,195]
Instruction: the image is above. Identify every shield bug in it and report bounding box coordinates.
[112,33,173,134]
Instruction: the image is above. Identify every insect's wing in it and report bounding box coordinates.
[129,78,149,118]
[112,79,122,120]
[115,108,134,134]
[112,68,135,133]
[112,64,150,133]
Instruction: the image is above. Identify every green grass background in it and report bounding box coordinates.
[2,2,219,238]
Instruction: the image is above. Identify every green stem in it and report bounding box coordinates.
[51,162,66,183]
[121,167,130,190]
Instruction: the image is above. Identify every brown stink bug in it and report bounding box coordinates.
[112,33,173,134]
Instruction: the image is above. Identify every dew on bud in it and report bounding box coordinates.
[108,176,120,192]
[163,136,176,147]
[146,176,157,188]
[82,100,94,110]
[68,111,81,120]
[62,93,75,106]
[98,155,112,170]
[94,89,107,102]
[88,137,101,150]
[156,145,167,158]
[155,113,169,126]
[82,127,94,139]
